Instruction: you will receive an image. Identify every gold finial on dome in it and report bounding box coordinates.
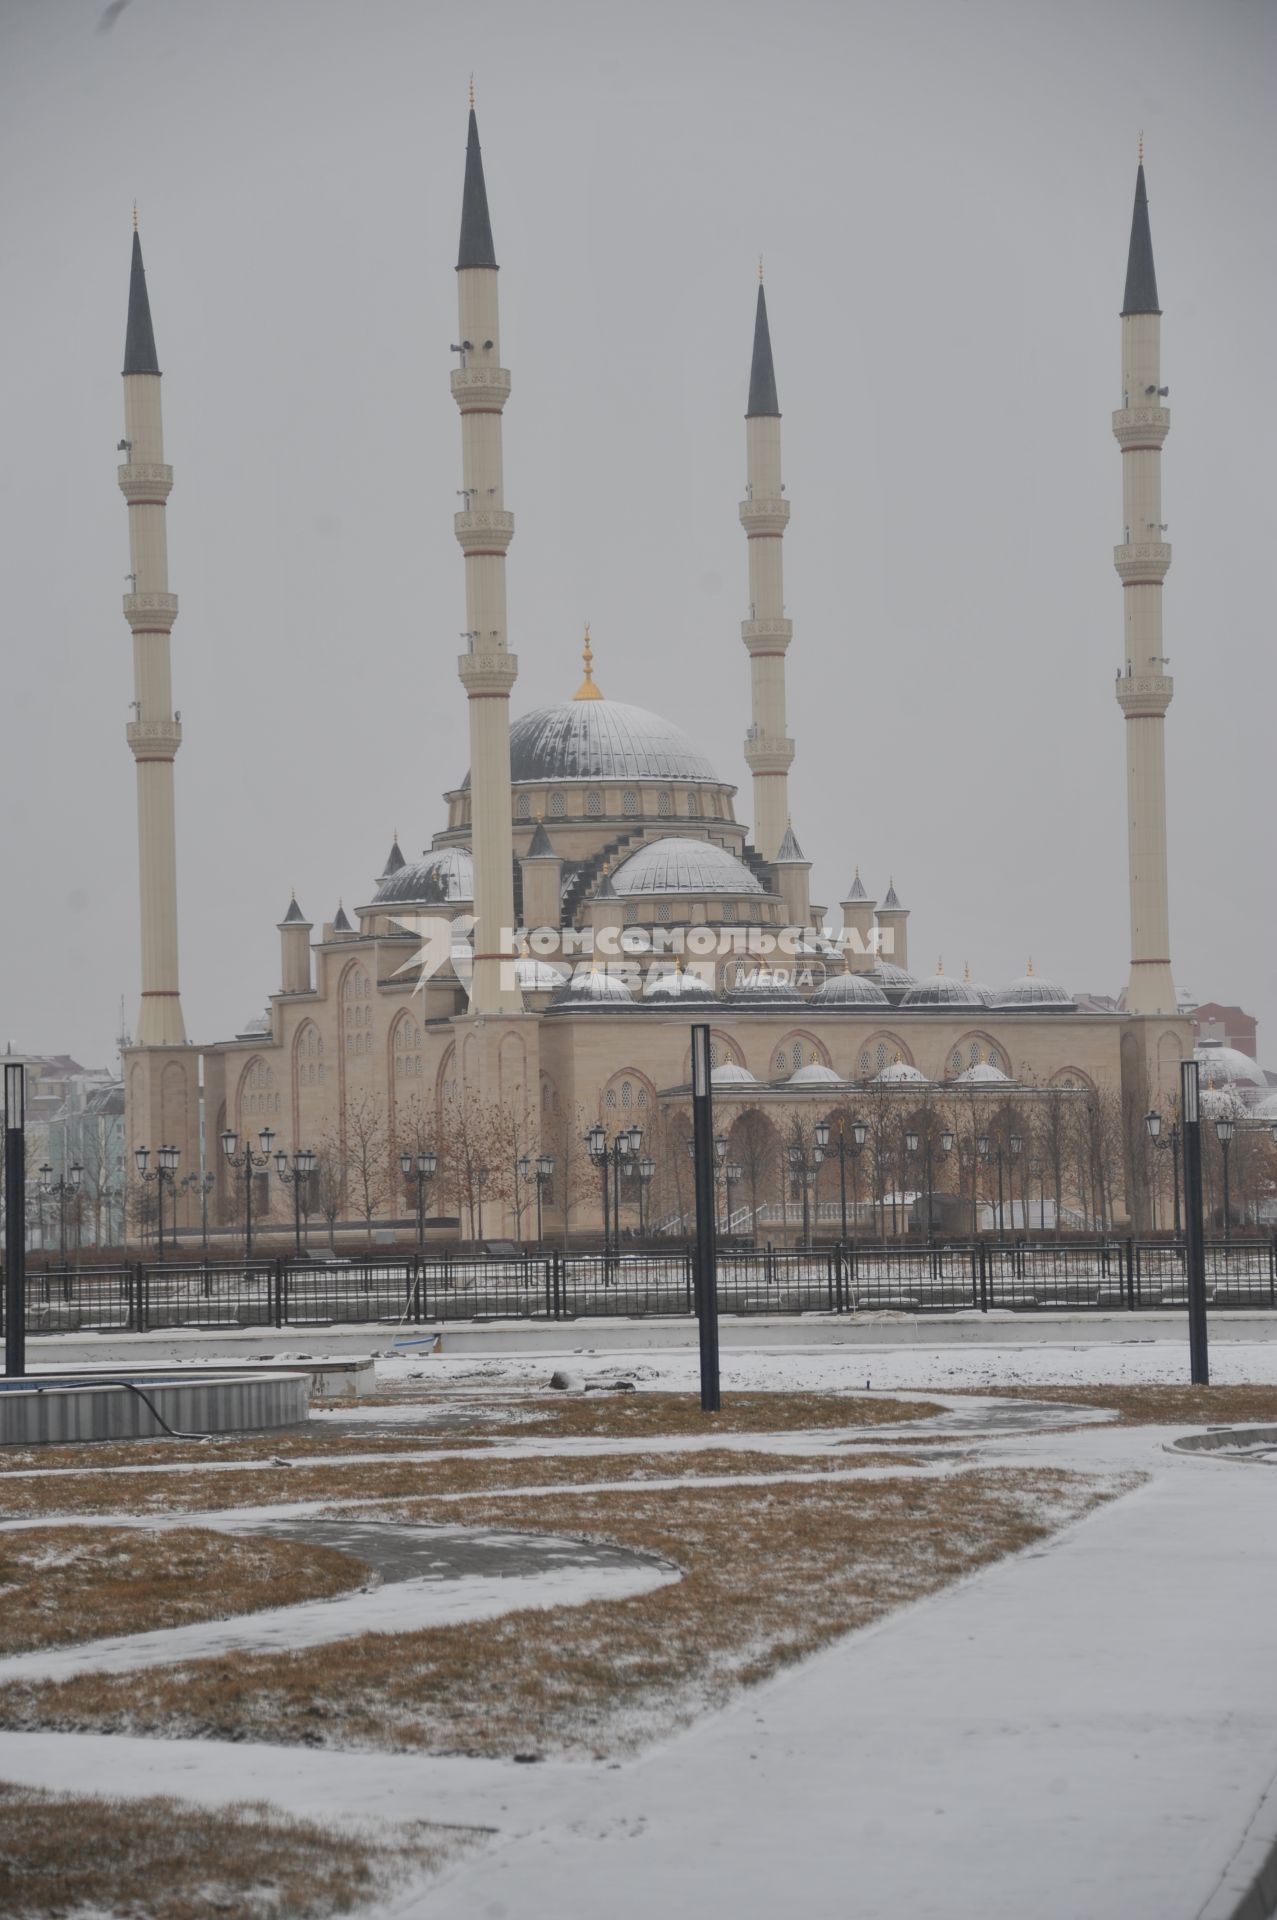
[574,623,604,700]
[1026,956,1035,975]
[520,934,530,958]
[936,955,944,975]
[963,960,971,982]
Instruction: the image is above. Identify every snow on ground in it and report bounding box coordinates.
[376,1334,1277,1396]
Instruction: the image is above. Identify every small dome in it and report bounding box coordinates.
[787,1062,842,1085]
[870,959,916,988]
[643,964,718,1001]
[1252,1091,1277,1119]
[727,966,806,1007]
[237,1010,272,1039]
[954,1061,1010,1085]
[514,954,568,992]
[1195,1043,1266,1090]
[809,971,891,1009]
[901,971,985,1009]
[374,847,474,906]
[464,699,720,788]
[611,836,765,897]
[1201,1086,1251,1122]
[551,965,636,1008]
[711,1062,757,1084]
[873,1059,928,1084]
[992,971,1074,1009]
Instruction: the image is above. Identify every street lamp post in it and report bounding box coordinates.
[787,1138,824,1246]
[4,1058,28,1377]
[398,1149,437,1251]
[1215,1115,1235,1247]
[635,1154,654,1238]
[723,1160,742,1235]
[179,1171,217,1257]
[535,1153,555,1243]
[220,1127,275,1258]
[688,1132,729,1233]
[1145,1109,1182,1239]
[588,1124,643,1261]
[40,1160,86,1264]
[903,1126,954,1241]
[814,1117,869,1247]
[277,1147,319,1259]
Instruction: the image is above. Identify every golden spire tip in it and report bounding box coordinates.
[574,620,603,700]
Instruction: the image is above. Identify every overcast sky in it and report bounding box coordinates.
[1,0,1273,1072]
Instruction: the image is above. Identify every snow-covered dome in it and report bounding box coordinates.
[236,1010,272,1039]
[514,953,568,992]
[726,966,806,1007]
[992,969,1074,1009]
[787,1062,842,1085]
[953,1061,1010,1085]
[711,1062,757,1084]
[809,971,891,1009]
[643,963,717,1001]
[1195,1043,1266,1091]
[1252,1091,1277,1120]
[873,1060,928,1084]
[550,965,636,1008]
[611,837,765,897]
[1201,1086,1251,1123]
[870,958,916,988]
[463,700,720,789]
[901,969,985,1009]
[374,846,474,906]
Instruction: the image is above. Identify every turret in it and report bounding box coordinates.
[876,880,909,972]
[1113,150,1176,1014]
[278,894,313,994]
[840,867,878,973]
[120,219,186,1046]
[521,820,563,932]
[453,94,520,1013]
[772,821,811,929]
[739,269,795,860]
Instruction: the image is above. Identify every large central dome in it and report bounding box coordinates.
[461,699,720,789]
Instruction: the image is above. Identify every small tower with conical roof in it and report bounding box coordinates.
[772,820,811,928]
[120,220,186,1048]
[521,819,563,932]
[1113,149,1176,1015]
[739,269,795,862]
[877,880,909,972]
[278,895,313,994]
[840,867,878,973]
[453,93,520,1014]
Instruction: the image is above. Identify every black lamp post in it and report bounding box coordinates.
[1215,1115,1235,1246]
[814,1116,869,1247]
[687,1131,728,1232]
[976,1131,1020,1239]
[724,1159,742,1234]
[1145,1109,1182,1239]
[40,1159,85,1263]
[4,1058,28,1377]
[277,1147,319,1258]
[635,1153,654,1238]
[220,1126,275,1258]
[180,1170,218,1256]
[588,1123,642,1257]
[787,1137,824,1246]
[398,1148,437,1251]
[535,1152,555,1243]
[903,1125,954,1240]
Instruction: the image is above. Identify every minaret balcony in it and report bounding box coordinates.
[739,496,790,537]
[1112,406,1170,451]
[126,717,183,756]
[455,509,514,553]
[458,649,519,696]
[741,618,793,655]
[1113,542,1171,584]
[1115,673,1173,717]
[123,591,179,630]
[450,366,511,411]
[743,730,795,774]
[117,462,174,502]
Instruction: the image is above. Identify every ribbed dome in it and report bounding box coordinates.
[1252,1092,1277,1119]
[373,847,474,906]
[462,700,719,788]
[551,965,636,1008]
[901,972,985,1009]
[643,964,718,1001]
[787,1062,842,1085]
[870,959,916,988]
[1195,1044,1265,1090]
[611,837,765,897]
[953,1061,1010,1085]
[727,966,805,1007]
[712,1062,757,1084]
[873,1060,928,1083]
[992,973,1074,1009]
[514,954,568,992]
[237,1010,272,1039]
[809,972,891,1009]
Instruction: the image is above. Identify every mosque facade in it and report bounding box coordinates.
[118,108,1192,1239]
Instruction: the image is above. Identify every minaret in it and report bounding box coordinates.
[1113,150,1176,1015]
[120,218,186,1046]
[453,95,520,1013]
[739,268,795,861]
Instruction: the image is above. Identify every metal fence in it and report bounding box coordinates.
[3,1238,1275,1335]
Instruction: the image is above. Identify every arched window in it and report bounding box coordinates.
[658,791,671,817]
[605,1086,617,1108]
[624,904,637,925]
[774,1049,786,1072]
[623,790,638,817]
[723,901,737,921]
[621,1080,633,1108]
[949,1049,963,1075]
[687,791,700,816]
[792,1043,802,1068]
[657,902,670,922]
[586,789,602,817]
[515,794,530,820]
[549,791,566,818]
[637,1086,648,1108]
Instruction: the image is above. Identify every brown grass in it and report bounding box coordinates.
[971,1383,1277,1426]
[0,1780,479,1918]
[0,1526,366,1655]
[0,1468,1126,1757]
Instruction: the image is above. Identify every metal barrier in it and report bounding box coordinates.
[3,1238,1274,1335]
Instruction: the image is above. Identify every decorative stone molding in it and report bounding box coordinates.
[1113,542,1171,584]
[450,367,511,410]
[117,462,174,501]
[741,618,793,653]
[454,510,515,553]
[1115,673,1174,716]
[126,717,183,754]
[123,591,179,628]
[738,496,790,536]
[458,650,519,696]
[743,732,796,774]
[1111,406,1170,450]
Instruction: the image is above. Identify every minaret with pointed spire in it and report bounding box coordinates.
[453,92,520,1013]
[739,267,795,863]
[120,218,187,1047]
[1113,149,1176,1015]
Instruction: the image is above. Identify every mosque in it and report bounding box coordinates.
[118,105,1192,1238]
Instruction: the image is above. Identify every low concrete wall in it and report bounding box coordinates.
[0,1373,309,1447]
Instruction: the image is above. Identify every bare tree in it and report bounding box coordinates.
[329,1091,391,1245]
[729,1107,779,1228]
[312,1147,343,1252]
